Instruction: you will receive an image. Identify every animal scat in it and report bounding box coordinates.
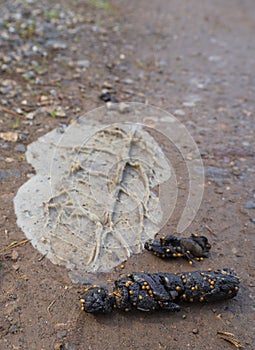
[80,269,240,314]
[144,234,211,263]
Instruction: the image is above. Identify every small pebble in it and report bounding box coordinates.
[1,64,8,71]
[64,343,77,350]
[9,324,19,334]
[76,60,90,68]
[192,328,199,334]
[5,157,15,163]
[119,102,130,113]
[245,201,255,209]
[99,92,118,103]
[57,329,67,339]
[14,144,26,153]
[26,112,35,120]
[182,101,196,107]
[102,81,113,89]
[11,250,19,261]
[55,107,67,118]
[232,247,238,255]
[122,78,134,85]
[174,109,185,116]
[45,40,67,49]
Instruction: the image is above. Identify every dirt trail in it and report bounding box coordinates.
[0,0,254,349]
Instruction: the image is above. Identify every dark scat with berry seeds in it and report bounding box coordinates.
[80,268,239,314]
[144,234,211,264]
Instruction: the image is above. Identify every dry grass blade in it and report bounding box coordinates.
[205,225,217,236]
[217,331,244,348]
[0,239,30,254]
[47,299,56,315]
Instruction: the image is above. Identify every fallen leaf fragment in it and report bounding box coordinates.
[0,131,18,142]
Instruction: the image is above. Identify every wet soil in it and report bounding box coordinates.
[0,0,254,349]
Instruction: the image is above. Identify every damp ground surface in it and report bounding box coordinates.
[0,0,255,349]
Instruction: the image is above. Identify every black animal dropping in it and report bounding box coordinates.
[144,234,211,264]
[80,268,239,314]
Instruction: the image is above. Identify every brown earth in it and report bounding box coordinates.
[0,0,254,349]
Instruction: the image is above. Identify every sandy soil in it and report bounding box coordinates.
[0,0,254,349]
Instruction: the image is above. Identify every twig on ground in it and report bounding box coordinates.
[0,105,22,118]
[217,331,244,348]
